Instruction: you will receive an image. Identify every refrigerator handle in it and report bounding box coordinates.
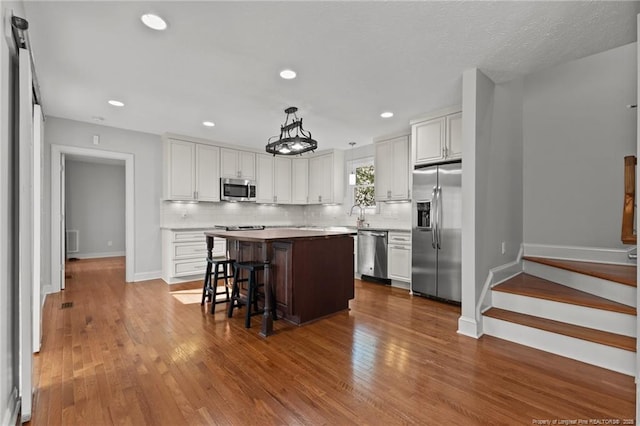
[431,187,437,249]
[436,186,442,249]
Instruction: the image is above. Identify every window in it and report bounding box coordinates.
[347,157,376,209]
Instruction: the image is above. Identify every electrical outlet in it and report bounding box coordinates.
[501,241,506,255]
[107,240,113,247]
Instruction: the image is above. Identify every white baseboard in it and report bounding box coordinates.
[70,251,125,260]
[523,243,635,265]
[390,280,410,290]
[457,315,481,338]
[1,387,19,426]
[133,270,162,282]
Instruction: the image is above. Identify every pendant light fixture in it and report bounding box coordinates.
[348,142,356,186]
[266,106,318,156]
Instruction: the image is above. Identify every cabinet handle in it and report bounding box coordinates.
[274,195,277,202]
[393,246,410,250]
[318,195,322,203]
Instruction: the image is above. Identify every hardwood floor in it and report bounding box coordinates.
[30,257,635,425]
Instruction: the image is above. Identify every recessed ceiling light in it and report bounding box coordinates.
[280,69,297,80]
[380,111,394,118]
[108,100,125,107]
[141,13,167,31]
[202,121,215,127]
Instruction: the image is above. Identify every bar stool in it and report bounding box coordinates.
[201,256,236,314]
[228,261,274,328]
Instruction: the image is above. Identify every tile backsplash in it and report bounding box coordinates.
[161,200,411,230]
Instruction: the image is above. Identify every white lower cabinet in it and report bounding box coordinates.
[387,231,411,284]
[162,229,226,284]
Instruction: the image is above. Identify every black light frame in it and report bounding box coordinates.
[265,106,318,156]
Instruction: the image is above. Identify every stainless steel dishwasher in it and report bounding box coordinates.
[357,230,391,284]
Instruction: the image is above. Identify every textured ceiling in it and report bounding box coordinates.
[22,1,640,151]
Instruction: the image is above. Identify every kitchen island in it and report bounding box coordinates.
[204,228,355,336]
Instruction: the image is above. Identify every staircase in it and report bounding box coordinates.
[482,256,637,376]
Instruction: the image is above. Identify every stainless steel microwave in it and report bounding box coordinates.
[220,178,256,202]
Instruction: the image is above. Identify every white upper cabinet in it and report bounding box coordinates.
[411,110,462,166]
[375,134,410,202]
[195,144,220,202]
[308,150,344,204]
[291,158,309,204]
[446,112,462,160]
[220,148,256,180]
[274,156,292,204]
[163,138,219,202]
[255,154,275,203]
[256,155,292,204]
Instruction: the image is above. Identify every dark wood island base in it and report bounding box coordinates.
[205,229,355,336]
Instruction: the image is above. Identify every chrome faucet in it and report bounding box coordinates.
[349,204,365,228]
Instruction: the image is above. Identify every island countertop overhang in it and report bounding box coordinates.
[204,227,357,242]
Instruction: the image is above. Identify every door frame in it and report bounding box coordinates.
[50,144,134,290]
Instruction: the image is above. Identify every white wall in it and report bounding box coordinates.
[65,159,125,258]
[459,69,524,337]
[44,117,162,280]
[523,42,637,249]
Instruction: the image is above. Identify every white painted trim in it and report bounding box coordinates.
[51,144,134,291]
[162,273,202,285]
[523,243,634,265]
[459,69,477,338]
[72,251,125,260]
[457,316,481,338]
[484,316,636,376]
[409,104,462,125]
[492,292,636,337]
[133,270,162,282]
[1,387,19,426]
[524,260,636,308]
[474,245,524,336]
[32,103,42,353]
[18,47,33,422]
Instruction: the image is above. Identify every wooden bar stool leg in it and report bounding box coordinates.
[228,267,240,318]
[210,263,221,315]
[201,259,212,305]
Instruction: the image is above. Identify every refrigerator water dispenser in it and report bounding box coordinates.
[416,201,432,229]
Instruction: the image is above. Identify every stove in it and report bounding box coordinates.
[215,225,265,231]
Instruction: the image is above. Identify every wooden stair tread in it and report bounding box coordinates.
[524,256,636,287]
[484,308,636,352]
[494,273,636,315]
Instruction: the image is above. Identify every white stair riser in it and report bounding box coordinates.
[492,291,636,337]
[483,316,635,376]
[523,260,636,308]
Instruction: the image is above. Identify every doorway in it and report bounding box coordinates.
[64,155,126,283]
[50,145,134,291]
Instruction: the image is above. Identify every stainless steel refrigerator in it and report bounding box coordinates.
[411,161,462,303]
